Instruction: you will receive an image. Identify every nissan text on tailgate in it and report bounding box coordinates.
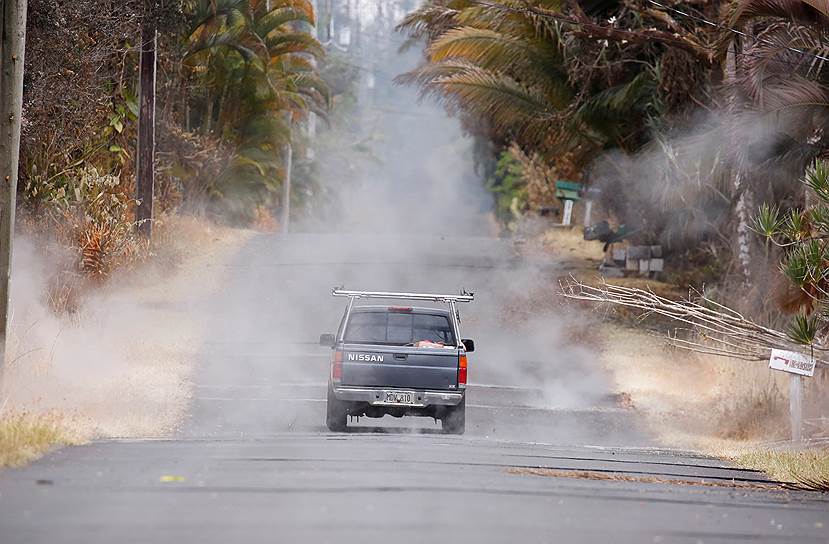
[319,288,475,434]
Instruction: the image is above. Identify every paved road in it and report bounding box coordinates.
[1,234,827,543]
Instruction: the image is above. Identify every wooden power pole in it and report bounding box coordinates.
[0,0,27,367]
[280,140,292,235]
[136,4,157,238]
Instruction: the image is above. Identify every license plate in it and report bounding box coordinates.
[382,391,415,405]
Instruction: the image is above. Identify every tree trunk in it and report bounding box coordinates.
[0,0,27,367]
[215,76,231,136]
[733,164,754,284]
[281,139,292,235]
[136,6,157,238]
[727,39,753,285]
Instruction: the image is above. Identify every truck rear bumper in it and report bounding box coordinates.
[332,386,464,407]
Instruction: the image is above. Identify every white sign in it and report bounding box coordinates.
[562,199,574,226]
[769,348,816,377]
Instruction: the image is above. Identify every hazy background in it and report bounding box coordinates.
[181,0,634,443]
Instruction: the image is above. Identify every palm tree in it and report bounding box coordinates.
[716,0,829,283]
[399,0,829,281]
[181,0,329,218]
[396,0,681,166]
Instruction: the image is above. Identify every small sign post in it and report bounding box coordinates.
[768,349,816,442]
[562,199,574,226]
[769,348,816,377]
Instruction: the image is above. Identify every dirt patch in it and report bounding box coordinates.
[507,466,782,490]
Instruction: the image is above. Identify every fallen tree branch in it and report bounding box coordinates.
[559,277,828,367]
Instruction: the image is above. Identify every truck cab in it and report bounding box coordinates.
[320,289,475,434]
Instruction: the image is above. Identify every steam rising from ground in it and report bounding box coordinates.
[3,0,629,446]
[1,221,252,438]
[295,1,612,412]
[178,1,623,442]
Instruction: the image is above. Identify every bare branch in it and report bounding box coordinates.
[560,277,829,366]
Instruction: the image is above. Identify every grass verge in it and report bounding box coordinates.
[736,449,829,491]
[0,412,73,468]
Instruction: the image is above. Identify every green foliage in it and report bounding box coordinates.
[754,203,783,239]
[788,314,819,345]
[760,159,829,345]
[397,0,703,166]
[182,0,329,219]
[804,160,829,202]
[486,149,526,223]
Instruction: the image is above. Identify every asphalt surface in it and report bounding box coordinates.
[1,233,828,543]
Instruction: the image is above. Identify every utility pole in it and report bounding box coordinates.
[280,137,292,235]
[136,2,157,239]
[0,0,27,367]
[790,375,803,441]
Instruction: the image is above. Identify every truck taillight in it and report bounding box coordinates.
[331,350,343,382]
[458,353,468,386]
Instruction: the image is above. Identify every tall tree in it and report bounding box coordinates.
[721,0,829,284]
[137,0,158,238]
[0,0,27,365]
[183,0,328,219]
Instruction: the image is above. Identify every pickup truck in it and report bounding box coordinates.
[319,289,475,434]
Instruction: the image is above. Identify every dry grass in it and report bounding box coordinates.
[3,215,255,444]
[538,226,604,267]
[520,223,829,492]
[0,412,78,468]
[597,321,794,449]
[736,449,829,491]
[534,225,798,448]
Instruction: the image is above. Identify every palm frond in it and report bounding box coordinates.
[729,0,829,29]
[422,65,555,144]
[573,70,657,145]
[256,7,315,38]
[759,76,829,112]
[396,2,469,40]
[266,31,325,59]
[395,59,477,87]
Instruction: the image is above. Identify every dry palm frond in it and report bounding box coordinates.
[396,1,469,41]
[425,25,571,106]
[728,0,829,29]
[427,65,555,144]
[427,26,530,66]
[395,59,476,88]
[80,223,110,277]
[758,76,829,113]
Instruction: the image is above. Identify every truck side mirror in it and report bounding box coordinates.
[461,338,475,353]
[319,333,335,347]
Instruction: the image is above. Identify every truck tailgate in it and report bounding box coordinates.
[341,345,459,390]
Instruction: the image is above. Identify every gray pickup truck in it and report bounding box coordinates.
[319,289,475,434]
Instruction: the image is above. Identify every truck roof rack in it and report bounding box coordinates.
[332,288,474,303]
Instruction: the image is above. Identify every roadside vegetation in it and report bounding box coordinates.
[397,0,829,311]
[5,0,829,482]
[395,0,829,483]
[0,412,74,468]
[2,0,342,467]
[25,0,329,237]
[737,449,829,492]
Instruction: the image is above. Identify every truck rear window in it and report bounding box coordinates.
[344,312,456,345]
